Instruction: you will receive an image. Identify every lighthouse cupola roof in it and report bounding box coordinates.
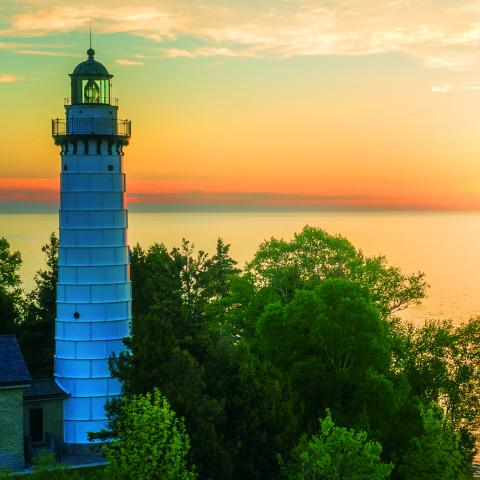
[72,48,111,77]
[69,48,113,106]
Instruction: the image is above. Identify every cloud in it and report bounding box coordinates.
[432,81,480,93]
[0,177,412,210]
[116,59,144,66]
[7,1,480,70]
[12,6,90,34]
[162,47,258,59]
[432,84,453,93]
[127,190,399,208]
[17,49,79,57]
[0,177,451,211]
[9,4,180,41]
[0,41,80,57]
[0,74,21,83]
[0,178,58,202]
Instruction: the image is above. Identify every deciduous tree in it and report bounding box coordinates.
[281,410,393,480]
[103,388,196,480]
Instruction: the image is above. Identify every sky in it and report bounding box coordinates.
[3,1,480,211]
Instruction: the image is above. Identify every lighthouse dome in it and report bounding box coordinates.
[70,48,113,105]
[72,49,110,77]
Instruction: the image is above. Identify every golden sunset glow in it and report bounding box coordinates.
[3,1,480,211]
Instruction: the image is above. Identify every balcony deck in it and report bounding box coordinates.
[52,118,131,139]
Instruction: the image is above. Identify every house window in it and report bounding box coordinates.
[29,407,44,443]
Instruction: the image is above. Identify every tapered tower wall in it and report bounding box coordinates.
[52,51,131,447]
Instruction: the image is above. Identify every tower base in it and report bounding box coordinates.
[63,443,104,457]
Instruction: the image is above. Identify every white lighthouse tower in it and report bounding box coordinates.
[52,47,131,450]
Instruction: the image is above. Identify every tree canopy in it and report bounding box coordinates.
[246,226,427,317]
[0,237,23,335]
[103,388,196,480]
[3,226,480,480]
[281,410,393,480]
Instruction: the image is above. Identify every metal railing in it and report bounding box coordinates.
[64,97,119,107]
[52,118,131,137]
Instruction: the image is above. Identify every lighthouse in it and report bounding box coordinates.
[52,48,131,449]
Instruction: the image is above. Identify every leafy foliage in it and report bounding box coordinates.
[0,237,23,335]
[401,318,480,433]
[112,240,258,479]
[396,406,467,480]
[103,388,196,480]
[4,227,480,479]
[256,279,394,430]
[246,225,427,317]
[281,410,393,480]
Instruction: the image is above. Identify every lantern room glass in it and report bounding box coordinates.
[79,78,110,104]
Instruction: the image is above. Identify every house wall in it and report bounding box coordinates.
[0,386,25,471]
[24,398,65,449]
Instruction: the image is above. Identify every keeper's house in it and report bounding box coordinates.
[0,335,68,471]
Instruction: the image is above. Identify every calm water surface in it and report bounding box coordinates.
[2,211,480,325]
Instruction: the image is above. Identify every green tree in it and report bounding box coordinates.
[112,232,452,480]
[129,242,183,321]
[246,226,427,317]
[256,279,395,431]
[103,388,196,480]
[402,318,480,435]
[110,309,229,479]
[20,232,58,377]
[112,239,243,479]
[113,238,303,479]
[0,237,23,335]
[396,405,467,480]
[204,339,298,480]
[281,410,393,480]
[129,239,239,357]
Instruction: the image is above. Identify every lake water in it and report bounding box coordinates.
[2,211,480,325]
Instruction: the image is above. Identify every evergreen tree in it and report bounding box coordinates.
[0,237,23,335]
[20,233,58,377]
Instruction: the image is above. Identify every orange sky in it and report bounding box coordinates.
[3,1,480,211]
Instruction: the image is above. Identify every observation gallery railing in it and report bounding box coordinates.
[52,118,131,138]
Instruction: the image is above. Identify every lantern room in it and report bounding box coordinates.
[70,48,112,105]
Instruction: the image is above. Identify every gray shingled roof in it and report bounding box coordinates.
[24,379,69,400]
[0,334,31,387]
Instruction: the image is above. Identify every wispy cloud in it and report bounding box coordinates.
[116,59,144,66]
[9,5,180,41]
[0,178,58,202]
[431,81,480,93]
[6,1,480,70]
[0,74,21,83]
[162,47,258,59]
[432,84,453,93]
[17,49,78,57]
[0,177,460,211]
[0,41,79,57]
[0,174,420,210]
[127,190,401,209]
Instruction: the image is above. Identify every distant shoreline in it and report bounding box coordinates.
[0,205,478,214]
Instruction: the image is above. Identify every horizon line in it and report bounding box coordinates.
[0,203,479,214]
